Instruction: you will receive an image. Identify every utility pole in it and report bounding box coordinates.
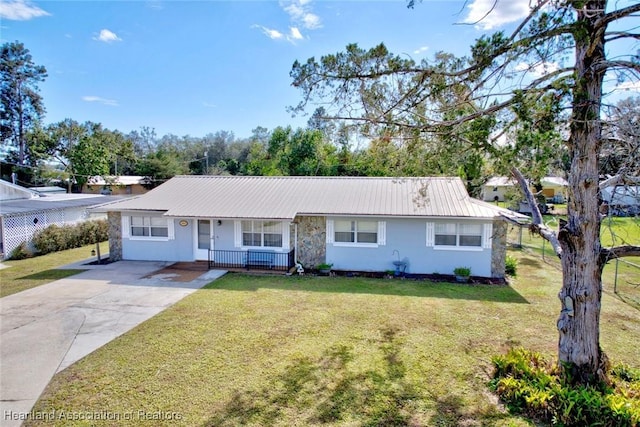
[67,119,73,193]
[204,151,208,175]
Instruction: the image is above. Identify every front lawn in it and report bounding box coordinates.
[507,216,640,309]
[27,250,639,426]
[0,241,109,298]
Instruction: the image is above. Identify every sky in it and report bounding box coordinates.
[1,0,639,140]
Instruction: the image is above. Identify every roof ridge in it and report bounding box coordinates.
[174,175,460,180]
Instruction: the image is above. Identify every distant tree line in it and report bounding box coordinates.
[1,40,638,199]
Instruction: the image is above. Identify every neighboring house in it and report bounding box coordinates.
[29,186,67,195]
[94,176,527,279]
[0,180,118,259]
[482,176,568,203]
[601,185,640,216]
[538,177,569,202]
[83,176,150,196]
[481,177,517,202]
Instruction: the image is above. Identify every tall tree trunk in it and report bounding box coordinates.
[17,84,25,165]
[556,0,608,385]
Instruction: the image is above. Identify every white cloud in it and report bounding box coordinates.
[301,12,321,30]
[289,27,303,40]
[253,25,305,43]
[413,46,429,55]
[82,96,118,107]
[463,0,531,30]
[202,101,217,108]
[254,1,320,44]
[281,0,322,29]
[93,29,122,43]
[253,25,284,40]
[515,61,559,77]
[0,0,50,21]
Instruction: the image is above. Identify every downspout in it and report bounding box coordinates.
[294,222,298,262]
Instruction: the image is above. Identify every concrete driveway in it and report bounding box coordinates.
[0,260,225,426]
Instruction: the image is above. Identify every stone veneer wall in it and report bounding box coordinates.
[108,211,122,261]
[296,216,326,268]
[491,219,507,278]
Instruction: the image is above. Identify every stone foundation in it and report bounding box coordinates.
[295,216,326,268]
[491,219,507,278]
[108,211,122,261]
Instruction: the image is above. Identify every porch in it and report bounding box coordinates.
[208,249,295,272]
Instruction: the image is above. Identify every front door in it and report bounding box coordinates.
[194,219,213,260]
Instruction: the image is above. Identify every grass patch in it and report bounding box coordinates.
[0,242,108,297]
[507,216,640,310]
[26,250,639,426]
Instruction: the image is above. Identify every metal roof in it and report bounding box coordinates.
[93,176,525,221]
[484,176,516,187]
[1,194,130,217]
[485,176,568,187]
[540,176,568,187]
[86,175,149,186]
[0,179,39,201]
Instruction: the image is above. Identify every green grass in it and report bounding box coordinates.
[0,241,108,298]
[26,250,639,427]
[507,216,640,309]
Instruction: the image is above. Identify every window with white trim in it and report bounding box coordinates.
[131,216,169,237]
[335,220,378,244]
[459,223,482,246]
[434,223,482,247]
[241,220,283,247]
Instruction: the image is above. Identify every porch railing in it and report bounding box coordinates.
[208,249,295,272]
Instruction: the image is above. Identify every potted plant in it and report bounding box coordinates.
[316,262,333,274]
[453,266,471,283]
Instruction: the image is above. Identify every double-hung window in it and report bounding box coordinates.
[459,223,482,247]
[131,216,169,237]
[122,215,173,241]
[434,223,457,246]
[433,223,482,248]
[241,220,283,248]
[334,220,379,245]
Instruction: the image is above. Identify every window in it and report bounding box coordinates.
[434,223,482,248]
[335,220,378,244]
[434,223,457,246]
[459,223,482,247]
[241,220,283,247]
[130,216,168,237]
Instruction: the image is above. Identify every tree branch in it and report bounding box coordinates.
[601,245,640,260]
[601,60,640,74]
[598,2,640,27]
[599,173,623,190]
[604,32,640,43]
[511,166,563,257]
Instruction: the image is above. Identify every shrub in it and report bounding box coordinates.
[453,266,471,276]
[9,242,32,260]
[505,255,518,276]
[32,224,66,253]
[316,263,333,270]
[490,347,640,426]
[32,220,109,256]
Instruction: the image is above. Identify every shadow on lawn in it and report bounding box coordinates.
[203,326,508,427]
[203,326,416,426]
[205,274,529,304]
[18,269,84,280]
